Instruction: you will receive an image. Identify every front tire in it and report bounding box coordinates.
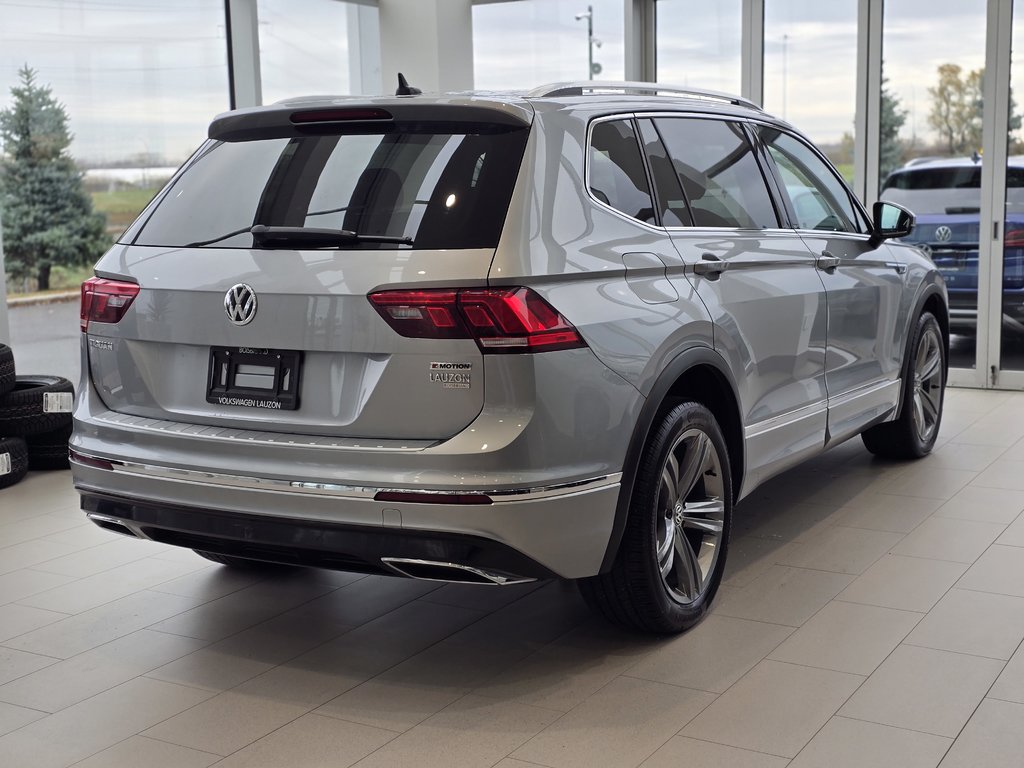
[862,311,945,459]
[579,402,732,634]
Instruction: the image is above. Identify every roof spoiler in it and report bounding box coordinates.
[209,102,533,142]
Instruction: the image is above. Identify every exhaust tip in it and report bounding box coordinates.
[86,513,140,539]
[381,557,534,586]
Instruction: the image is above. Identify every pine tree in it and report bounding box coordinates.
[0,65,107,291]
[879,75,907,183]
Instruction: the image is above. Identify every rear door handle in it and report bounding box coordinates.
[693,254,728,279]
[816,252,841,271]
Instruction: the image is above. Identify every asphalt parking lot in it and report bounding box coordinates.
[7,299,80,385]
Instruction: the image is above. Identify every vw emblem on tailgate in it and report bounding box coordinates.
[934,225,953,242]
[224,284,257,326]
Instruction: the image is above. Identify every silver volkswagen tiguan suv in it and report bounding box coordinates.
[71,81,948,634]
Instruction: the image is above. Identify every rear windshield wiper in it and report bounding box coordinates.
[250,225,413,248]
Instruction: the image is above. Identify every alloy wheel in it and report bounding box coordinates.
[912,325,943,443]
[654,428,726,605]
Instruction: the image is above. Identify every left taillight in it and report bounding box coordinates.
[368,286,586,353]
[80,277,140,333]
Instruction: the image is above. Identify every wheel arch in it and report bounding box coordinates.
[598,345,745,573]
[893,280,949,420]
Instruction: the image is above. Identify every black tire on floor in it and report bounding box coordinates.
[0,344,14,396]
[0,436,29,490]
[0,375,75,436]
[26,424,73,471]
[578,401,733,634]
[862,312,946,460]
[194,550,295,570]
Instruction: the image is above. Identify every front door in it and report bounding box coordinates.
[754,126,908,444]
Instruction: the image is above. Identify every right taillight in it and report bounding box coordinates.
[81,277,140,333]
[369,287,585,353]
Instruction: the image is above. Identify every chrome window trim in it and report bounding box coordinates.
[584,113,666,234]
[583,110,873,238]
[70,453,622,504]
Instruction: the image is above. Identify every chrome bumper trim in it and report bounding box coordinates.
[90,410,435,453]
[70,453,622,504]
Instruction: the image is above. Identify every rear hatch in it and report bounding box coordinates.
[83,100,532,440]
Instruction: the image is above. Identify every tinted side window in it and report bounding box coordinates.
[654,118,778,229]
[637,119,691,226]
[758,128,863,233]
[589,120,656,224]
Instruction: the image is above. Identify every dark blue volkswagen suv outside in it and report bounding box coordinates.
[881,156,1024,337]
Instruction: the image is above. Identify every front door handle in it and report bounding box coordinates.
[693,253,728,279]
[817,251,841,272]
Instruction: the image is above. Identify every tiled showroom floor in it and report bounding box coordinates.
[2,389,1024,767]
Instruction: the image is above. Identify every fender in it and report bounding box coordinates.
[892,276,949,421]
[598,344,744,573]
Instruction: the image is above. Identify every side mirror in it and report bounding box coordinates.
[870,201,915,246]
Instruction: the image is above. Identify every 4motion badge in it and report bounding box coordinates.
[430,361,472,389]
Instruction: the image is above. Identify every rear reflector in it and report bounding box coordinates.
[368,287,585,353]
[69,450,115,471]
[81,277,140,333]
[374,491,493,505]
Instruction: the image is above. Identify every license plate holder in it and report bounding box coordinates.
[206,347,303,411]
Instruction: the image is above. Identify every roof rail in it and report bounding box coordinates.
[526,81,762,111]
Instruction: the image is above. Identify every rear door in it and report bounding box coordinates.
[85,112,530,440]
[754,125,908,443]
[649,115,830,485]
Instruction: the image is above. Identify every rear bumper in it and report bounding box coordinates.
[80,490,562,582]
[70,337,641,579]
[71,454,621,580]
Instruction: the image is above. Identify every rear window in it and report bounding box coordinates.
[880,165,1024,215]
[884,167,981,190]
[129,126,529,250]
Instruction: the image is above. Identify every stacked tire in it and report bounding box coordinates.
[0,343,75,490]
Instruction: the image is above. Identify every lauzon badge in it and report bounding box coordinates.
[430,361,472,389]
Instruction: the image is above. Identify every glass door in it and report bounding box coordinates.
[999,0,1024,384]
[878,0,988,380]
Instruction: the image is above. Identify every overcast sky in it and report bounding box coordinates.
[0,0,1011,164]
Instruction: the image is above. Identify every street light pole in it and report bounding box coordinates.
[782,33,789,120]
[575,5,596,80]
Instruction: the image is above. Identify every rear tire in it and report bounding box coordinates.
[0,436,29,490]
[862,312,945,460]
[579,401,732,634]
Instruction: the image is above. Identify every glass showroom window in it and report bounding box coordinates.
[473,0,625,88]
[656,0,741,95]
[1001,3,1024,372]
[763,0,857,183]
[0,0,229,290]
[258,0,360,102]
[878,0,986,370]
